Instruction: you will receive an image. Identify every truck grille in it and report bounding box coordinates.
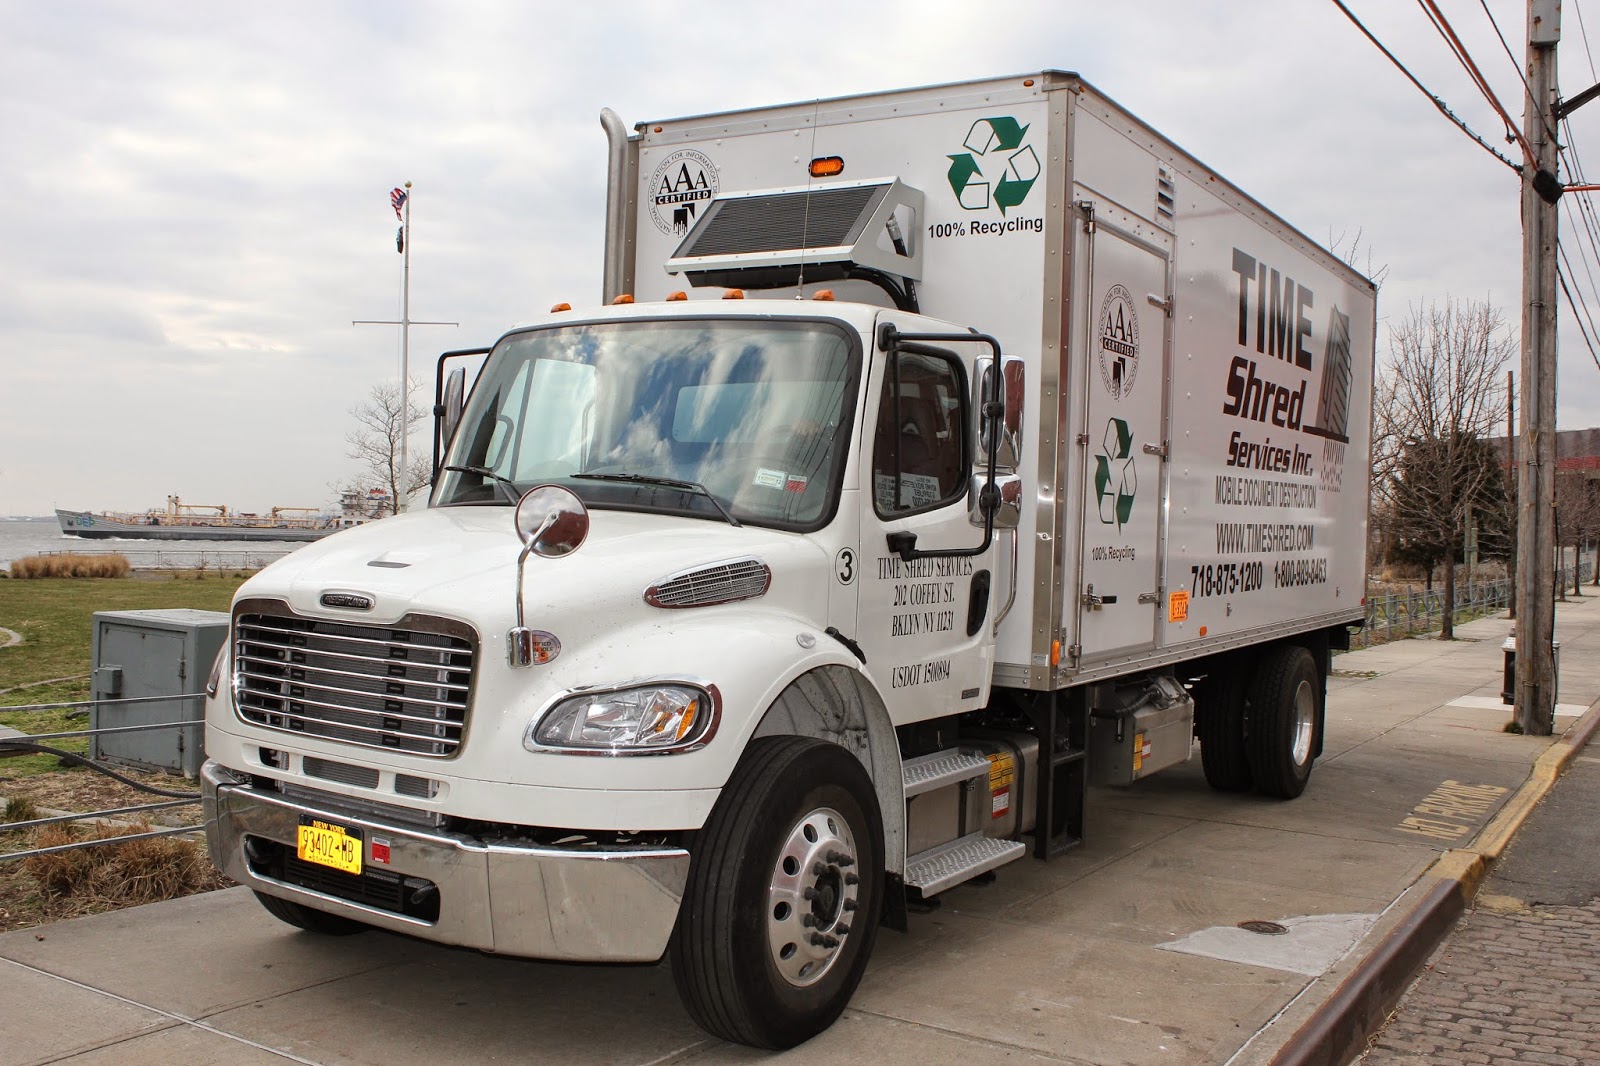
[233,603,476,758]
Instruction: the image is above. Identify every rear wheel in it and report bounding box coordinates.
[1196,665,1252,792]
[1246,645,1320,799]
[671,736,884,1049]
[252,890,369,935]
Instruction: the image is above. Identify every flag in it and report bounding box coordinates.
[391,186,408,220]
[396,226,404,254]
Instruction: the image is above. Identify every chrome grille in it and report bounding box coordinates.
[233,604,475,758]
[646,557,771,609]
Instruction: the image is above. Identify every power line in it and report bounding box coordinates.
[1557,256,1600,372]
[1558,234,1600,355]
[1476,0,1559,143]
[1417,0,1536,164]
[1577,0,1599,82]
[1329,0,1522,173]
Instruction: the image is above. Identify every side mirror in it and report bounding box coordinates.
[510,485,589,668]
[975,357,1025,473]
[515,485,590,559]
[436,368,466,475]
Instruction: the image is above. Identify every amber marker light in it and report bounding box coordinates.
[723,289,745,300]
[809,156,845,177]
[550,302,572,313]
[1050,640,1061,666]
[666,291,688,301]
[1199,626,1208,636]
[812,289,836,301]
[611,294,635,305]
[1023,78,1035,87]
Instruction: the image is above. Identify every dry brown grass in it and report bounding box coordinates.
[3,797,38,825]
[9,553,132,579]
[20,820,227,905]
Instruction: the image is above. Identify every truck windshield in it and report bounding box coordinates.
[434,318,860,531]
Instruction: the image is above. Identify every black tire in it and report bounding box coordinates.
[1245,645,1320,799]
[252,890,370,935]
[1196,665,1253,792]
[671,736,884,1049]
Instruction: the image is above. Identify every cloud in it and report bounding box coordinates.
[0,0,1595,517]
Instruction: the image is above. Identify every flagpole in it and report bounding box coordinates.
[399,180,412,513]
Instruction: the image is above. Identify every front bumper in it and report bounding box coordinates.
[202,761,690,962]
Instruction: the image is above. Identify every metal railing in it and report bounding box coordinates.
[1352,560,1595,648]
[0,691,205,862]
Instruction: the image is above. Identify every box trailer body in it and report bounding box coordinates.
[202,73,1374,1050]
[615,72,1373,689]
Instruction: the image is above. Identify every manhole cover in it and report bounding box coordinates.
[1238,920,1289,935]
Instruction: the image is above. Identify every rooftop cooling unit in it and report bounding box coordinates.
[665,178,923,296]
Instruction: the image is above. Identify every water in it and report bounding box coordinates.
[0,516,305,571]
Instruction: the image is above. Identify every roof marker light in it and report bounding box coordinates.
[812,290,836,301]
[611,294,635,305]
[666,291,688,301]
[722,289,745,300]
[550,302,572,313]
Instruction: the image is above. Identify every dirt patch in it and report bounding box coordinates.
[0,765,202,826]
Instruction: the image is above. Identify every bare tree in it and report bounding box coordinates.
[1378,298,1515,638]
[346,381,431,510]
[1555,470,1600,597]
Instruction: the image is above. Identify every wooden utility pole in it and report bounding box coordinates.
[1517,0,1560,735]
[1507,370,1516,620]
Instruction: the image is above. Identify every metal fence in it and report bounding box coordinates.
[1352,560,1595,648]
[0,691,204,862]
[37,547,290,572]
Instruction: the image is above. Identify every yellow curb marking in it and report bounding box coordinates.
[1395,780,1508,840]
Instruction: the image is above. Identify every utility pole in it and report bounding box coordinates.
[1517,0,1560,735]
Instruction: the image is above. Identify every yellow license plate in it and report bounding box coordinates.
[297,818,363,875]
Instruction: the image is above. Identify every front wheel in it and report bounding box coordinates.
[671,736,884,1049]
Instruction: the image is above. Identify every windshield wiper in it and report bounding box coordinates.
[440,464,520,506]
[571,472,741,527]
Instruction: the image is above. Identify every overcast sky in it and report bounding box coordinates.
[2,0,1597,516]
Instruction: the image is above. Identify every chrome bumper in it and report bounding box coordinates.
[202,761,689,962]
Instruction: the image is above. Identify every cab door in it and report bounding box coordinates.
[855,311,1000,725]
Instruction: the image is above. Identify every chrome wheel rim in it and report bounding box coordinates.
[767,806,859,987]
[1291,678,1315,766]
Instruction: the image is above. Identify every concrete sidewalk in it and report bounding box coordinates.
[4,596,1599,1066]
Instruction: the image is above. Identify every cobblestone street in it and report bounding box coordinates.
[1362,900,1600,1063]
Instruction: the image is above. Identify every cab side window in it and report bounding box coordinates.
[872,350,968,516]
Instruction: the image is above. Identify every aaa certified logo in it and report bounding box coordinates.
[1097,284,1140,399]
[648,149,719,236]
[1095,417,1136,531]
[946,117,1039,215]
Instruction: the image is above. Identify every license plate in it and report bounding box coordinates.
[297,818,363,875]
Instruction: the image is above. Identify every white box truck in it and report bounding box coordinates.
[203,72,1374,1049]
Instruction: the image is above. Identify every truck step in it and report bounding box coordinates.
[901,748,991,798]
[904,832,1026,896]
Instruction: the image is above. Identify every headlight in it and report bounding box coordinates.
[205,645,227,698]
[527,683,719,754]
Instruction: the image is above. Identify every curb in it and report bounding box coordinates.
[1265,695,1600,1066]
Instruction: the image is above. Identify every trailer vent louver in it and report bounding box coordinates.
[666,178,923,291]
[1156,166,1176,224]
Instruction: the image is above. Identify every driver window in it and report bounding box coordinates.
[872,350,968,516]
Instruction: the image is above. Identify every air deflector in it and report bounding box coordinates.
[666,178,923,294]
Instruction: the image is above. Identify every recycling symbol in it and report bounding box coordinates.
[947,116,1040,215]
[1095,417,1136,531]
